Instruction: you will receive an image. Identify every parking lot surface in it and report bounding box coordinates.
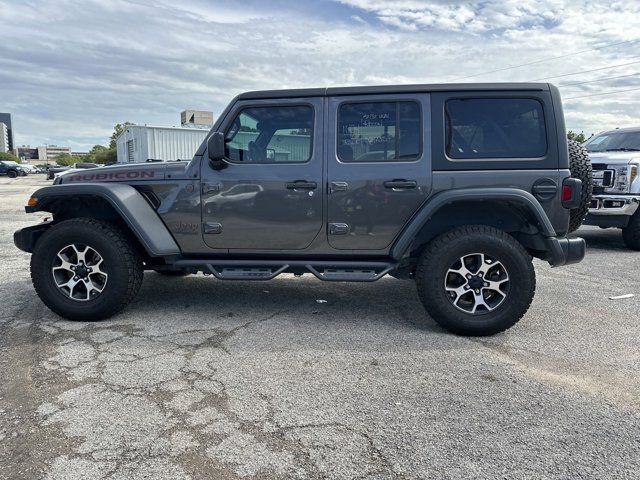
[0,176,639,479]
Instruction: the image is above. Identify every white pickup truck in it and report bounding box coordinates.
[583,127,640,249]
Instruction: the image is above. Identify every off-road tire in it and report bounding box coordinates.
[567,139,593,233]
[622,212,640,250]
[415,225,536,336]
[7,170,17,179]
[31,218,143,321]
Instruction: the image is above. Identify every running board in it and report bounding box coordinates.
[173,259,396,282]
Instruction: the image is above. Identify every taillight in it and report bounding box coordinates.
[561,178,582,209]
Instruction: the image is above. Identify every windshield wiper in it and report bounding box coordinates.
[603,148,640,152]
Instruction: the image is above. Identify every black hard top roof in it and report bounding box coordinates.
[237,83,551,100]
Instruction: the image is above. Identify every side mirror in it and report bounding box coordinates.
[207,132,226,166]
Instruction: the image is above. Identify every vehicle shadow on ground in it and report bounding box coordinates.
[574,226,631,252]
[129,273,442,333]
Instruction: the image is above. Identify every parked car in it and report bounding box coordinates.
[20,164,44,174]
[48,162,98,180]
[47,165,70,179]
[15,83,589,336]
[582,127,640,249]
[0,160,28,178]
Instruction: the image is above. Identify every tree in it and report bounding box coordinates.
[55,153,76,166]
[567,131,587,143]
[110,122,133,149]
[0,151,20,163]
[82,144,110,164]
[93,146,117,164]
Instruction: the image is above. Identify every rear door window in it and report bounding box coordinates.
[445,98,547,159]
[337,101,421,162]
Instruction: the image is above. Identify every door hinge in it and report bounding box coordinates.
[328,223,349,235]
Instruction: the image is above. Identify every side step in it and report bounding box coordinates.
[207,265,288,280]
[173,259,396,282]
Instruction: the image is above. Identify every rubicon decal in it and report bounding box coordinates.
[67,170,156,182]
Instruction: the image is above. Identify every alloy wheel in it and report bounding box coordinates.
[51,244,108,301]
[444,253,510,314]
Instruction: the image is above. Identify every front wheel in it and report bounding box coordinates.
[31,218,143,321]
[7,170,17,179]
[622,212,640,250]
[415,225,536,336]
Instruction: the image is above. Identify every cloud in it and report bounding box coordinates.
[0,0,639,150]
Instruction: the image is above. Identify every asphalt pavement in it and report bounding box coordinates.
[0,176,638,479]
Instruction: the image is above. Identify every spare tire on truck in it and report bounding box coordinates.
[567,139,593,233]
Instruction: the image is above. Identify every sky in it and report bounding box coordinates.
[1,0,639,151]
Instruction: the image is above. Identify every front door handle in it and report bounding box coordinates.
[285,180,317,190]
[383,179,417,190]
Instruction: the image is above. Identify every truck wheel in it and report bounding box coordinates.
[567,139,593,233]
[31,218,143,321]
[622,212,640,250]
[7,170,17,178]
[415,225,536,336]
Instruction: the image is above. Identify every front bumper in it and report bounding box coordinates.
[588,194,639,216]
[584,194,640,228]
[14,220,53,253]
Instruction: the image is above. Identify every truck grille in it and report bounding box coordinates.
[592,165,615,188]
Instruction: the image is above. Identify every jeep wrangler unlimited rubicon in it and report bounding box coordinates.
[14,83,589,336]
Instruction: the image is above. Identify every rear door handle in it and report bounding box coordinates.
[285,180,317,190]
[383,179,417,190]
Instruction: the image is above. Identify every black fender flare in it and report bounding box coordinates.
[25,183,180,257]
[390,187,558,261]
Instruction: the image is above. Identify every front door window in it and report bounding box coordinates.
[224,106,314,164]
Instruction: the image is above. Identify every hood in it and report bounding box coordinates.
[587,151,640,166]
[57,161,191,184]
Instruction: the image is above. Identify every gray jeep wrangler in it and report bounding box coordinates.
[14,83,589,336]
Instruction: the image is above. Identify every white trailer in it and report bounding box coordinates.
[116,125,208,163]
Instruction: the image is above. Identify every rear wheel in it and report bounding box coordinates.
[31,218,143,321]
[567,139,593,233]
[415,225,536,336]
[622,211,640,250]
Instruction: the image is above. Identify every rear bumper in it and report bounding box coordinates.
[545,236,586,267]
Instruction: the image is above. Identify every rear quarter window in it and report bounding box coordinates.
[445,98,547,159]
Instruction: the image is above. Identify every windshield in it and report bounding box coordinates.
[584,131,640,152]
[2,161,20,166]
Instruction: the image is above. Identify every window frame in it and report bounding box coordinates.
[335,98,423,164]
[443,96,549,162]
[222,103,316,165]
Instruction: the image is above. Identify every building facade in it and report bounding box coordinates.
[116,125,209,163]
[0,113,14,152]
[16,145,71,163]
[0,123,8,153]
[37,145,71,161]
[181,110,213,128]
